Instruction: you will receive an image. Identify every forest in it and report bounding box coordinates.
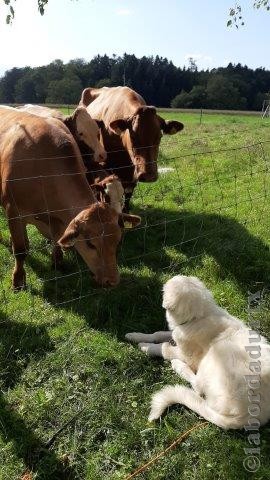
[0,53,269,110]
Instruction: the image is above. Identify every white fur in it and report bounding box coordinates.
[105,179,124,214]
[126,275,270,429]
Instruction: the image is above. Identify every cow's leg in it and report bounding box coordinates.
[9,236,13,252]
[51,244,64,269]
[123,185,135,213]
[8,218,29,290]
[33,217,64,270]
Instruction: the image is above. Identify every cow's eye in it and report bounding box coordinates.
[79,132,83,136]
[86,240,96,249]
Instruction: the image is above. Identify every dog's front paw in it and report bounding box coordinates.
[125,332,144,343]
[138,343,161,357]
[138,342,151,354]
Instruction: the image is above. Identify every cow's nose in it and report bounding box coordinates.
[107,278,119,287]
[137,172,158,183]
[94,275,119,287]
[95,152,107,163]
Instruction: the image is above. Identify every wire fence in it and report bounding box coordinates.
[0,123,269,309]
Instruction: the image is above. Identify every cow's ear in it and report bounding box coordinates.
[91,184,106,202]
[63,115,74,132]
[80,88,93,107]
[109,119,130,135]
[119,213,141,229]
[58,220,80,248]
[64,109,78,133]
[159,117,184,135]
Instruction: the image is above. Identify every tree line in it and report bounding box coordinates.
[0,54,269,110]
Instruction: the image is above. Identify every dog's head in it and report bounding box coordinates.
[162,275,215,329]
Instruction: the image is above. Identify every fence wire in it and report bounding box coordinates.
[0,126,269,309]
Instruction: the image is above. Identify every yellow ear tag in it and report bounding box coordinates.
[124,221,133,229]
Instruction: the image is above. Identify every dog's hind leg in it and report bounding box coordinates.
[125,331,172,344]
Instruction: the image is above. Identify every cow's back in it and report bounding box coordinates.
[0,108,91,216]
[83,86,146,126]
[18,104,65,121]
[0,108,81,178]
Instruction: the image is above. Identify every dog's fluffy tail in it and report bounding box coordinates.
[149,385,245,429]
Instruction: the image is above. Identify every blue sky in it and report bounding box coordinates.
[0,0,269,76]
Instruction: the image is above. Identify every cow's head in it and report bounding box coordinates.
[65,106,107,163]
[109,106,184,182]
[91,175,124,214]
[58,202,140,287]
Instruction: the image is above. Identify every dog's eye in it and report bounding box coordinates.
[86,240,96,250]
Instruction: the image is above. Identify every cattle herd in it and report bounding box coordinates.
[0,86,184,290]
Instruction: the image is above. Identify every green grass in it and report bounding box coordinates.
[0,111,270,480]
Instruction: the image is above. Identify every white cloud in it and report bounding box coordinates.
[116,8,133,16]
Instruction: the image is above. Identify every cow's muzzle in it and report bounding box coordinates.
[137,171,158,182]
[134,157,158,182]
[94,271,120,287]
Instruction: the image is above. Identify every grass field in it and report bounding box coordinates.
[0,110,270,480]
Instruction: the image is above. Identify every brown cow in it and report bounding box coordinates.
[0,108,140,290]
[80,86,184,211]
[18,105,125,214]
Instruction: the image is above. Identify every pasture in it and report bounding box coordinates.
[0,110,270,480]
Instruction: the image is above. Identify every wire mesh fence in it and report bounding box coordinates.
[0,122,269,310]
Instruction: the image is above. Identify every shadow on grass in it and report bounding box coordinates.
[0,318,54,389]
[121,208,270,289]
[1,208,269,338]
[0,312,77,480]
[22,208,270,337]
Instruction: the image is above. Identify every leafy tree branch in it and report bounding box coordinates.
[228,1,270,28]
[2,0,78,23]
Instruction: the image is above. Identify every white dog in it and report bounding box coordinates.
[126,276,270,429]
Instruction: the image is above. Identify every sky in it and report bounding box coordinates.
[0,0,269,76]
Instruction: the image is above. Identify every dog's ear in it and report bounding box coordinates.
[162,285,179,311]
[162,297,178,311]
